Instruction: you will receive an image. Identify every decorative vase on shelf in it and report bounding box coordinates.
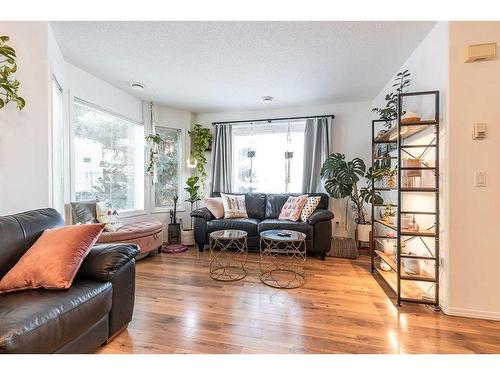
[384,174,397,189]
[382,239,394,254]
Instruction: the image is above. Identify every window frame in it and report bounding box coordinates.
[149,125,186,214]
[69,97,146,218]
[50,74,65,217]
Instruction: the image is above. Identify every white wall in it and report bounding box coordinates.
[446,21,500,320]
[195,101,372,237]
[0,22,51,215]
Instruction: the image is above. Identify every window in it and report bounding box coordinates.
[51,77,65,216]
[72,99,144,212]
[152,126,183,210]
[232,120,305,193]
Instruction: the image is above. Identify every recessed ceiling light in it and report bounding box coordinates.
[262,96,274,104]
[130,82,146,91]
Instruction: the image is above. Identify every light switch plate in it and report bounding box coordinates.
[474,171,487,187]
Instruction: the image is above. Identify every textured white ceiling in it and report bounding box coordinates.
[51,21,436,113]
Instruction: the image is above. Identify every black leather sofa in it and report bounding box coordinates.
[191,193,334,260]
[0,208,139,354]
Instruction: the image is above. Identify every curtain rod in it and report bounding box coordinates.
[211,114,335,126]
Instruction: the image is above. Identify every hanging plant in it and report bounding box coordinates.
[145,133,167,176]
[0,36,25,110]
[372,70,411,128]
[188,123,213,191]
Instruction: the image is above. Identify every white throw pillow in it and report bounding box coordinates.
[96,200,124,232]
[300,196,322,222]
[220,193,248,219]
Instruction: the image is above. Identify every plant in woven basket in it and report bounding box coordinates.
[0,36,25,110]
[320,153,383,225]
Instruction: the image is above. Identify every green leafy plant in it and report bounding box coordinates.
[0,36,25,110]
[145,133,167,175]
[320,153,383,225]
[188,123,213,191]
[184,176,201,229]
[372,70,411,128]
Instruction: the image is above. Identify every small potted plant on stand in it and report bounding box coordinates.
[182,176,201,246]
[320,153,383,246]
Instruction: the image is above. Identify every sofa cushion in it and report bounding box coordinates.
[71,200,98,224]
[265,193,329,218]
[257,219,313,239]
[0,224,105,294]
[207,218,260,237]
[0,209,64,280]
[212,192,266,219]
[98,221,164,242]
[0,279,112,353]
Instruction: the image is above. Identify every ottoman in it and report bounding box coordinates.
[98,221,164,258]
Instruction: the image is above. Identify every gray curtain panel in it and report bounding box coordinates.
[302,117,331,193]
[211,124,233,194]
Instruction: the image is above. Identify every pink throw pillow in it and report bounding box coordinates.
[202,197,224,219]
[278,195,309,222]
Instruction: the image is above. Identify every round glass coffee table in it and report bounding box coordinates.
[209,230,248,281]
[259,229,307,289]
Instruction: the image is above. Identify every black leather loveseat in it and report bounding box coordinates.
[0,208,139,354]
[191,193,334,260]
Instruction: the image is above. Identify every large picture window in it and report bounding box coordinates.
[72,99,144,212]
[152,126,183,210]
[232,120,305,193]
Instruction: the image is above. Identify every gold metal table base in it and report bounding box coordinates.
[209,232,248,282]
[259,234,306,289]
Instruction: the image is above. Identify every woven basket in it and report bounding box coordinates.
[328,237,359,259]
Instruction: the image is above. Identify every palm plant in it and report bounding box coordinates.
[320,153,383,225]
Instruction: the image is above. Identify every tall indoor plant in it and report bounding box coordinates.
[372,70,411,128]
[0,36,25,110]
[320,153,383,241]
[188,123,213,194]
[181,176,201,246]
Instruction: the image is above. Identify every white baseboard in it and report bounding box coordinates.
[441,304,500,321]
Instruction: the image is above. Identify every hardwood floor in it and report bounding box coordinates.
[97,249,500,354]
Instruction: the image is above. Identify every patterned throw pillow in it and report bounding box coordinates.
[300,196,322,222]
[221,193,248,219]
[96,200,124,232]
[278,195,308,222]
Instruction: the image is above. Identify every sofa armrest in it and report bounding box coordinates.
[307,209,334,225]
[190,207,215,221]
[79,243,140,282]
[79,243,140,339]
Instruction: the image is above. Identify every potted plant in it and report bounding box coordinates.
[188,123,213,195]
[0,35,25,110]
[320,153,383,242]
[182,176,201,246]
[380,204,397,225]
[373,166,398,189]
[372,70,411,129]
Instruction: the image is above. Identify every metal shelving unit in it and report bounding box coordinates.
[370,90,440,310]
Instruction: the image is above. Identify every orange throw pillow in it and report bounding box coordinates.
[0,223,104,294]
[278,195,309,221]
